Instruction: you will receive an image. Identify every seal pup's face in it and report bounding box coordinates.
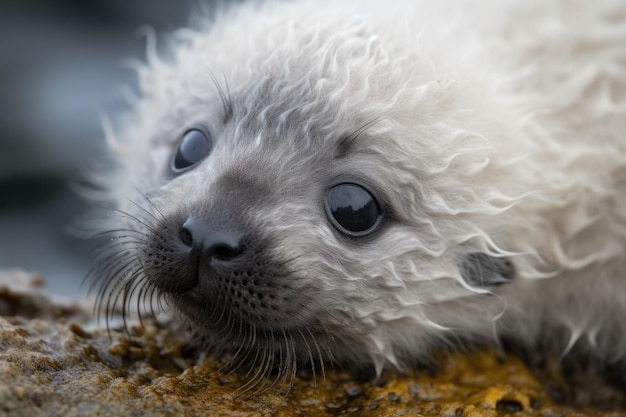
[94,3,535,388]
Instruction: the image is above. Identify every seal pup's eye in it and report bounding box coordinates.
[171,126,213,173]
[326,183,381,237]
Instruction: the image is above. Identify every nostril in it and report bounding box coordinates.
[180,226,193,247]
[211,243,243,261]
[181,216,244,262]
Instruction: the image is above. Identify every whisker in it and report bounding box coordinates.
[132,186,168,224]
[306,327,326,380]
[209,70,234,121]
[285,331,298,397]
[337,116,385,153]
[298,328,318,386]
[106,207,161,235]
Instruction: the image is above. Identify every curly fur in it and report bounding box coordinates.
[91,0,626,391]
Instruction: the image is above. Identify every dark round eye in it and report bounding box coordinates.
[326,183,381,236]
[171,127,213,173]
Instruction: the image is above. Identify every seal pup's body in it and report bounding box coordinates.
[93,0,626,389]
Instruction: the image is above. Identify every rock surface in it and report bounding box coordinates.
[0,269,624,417]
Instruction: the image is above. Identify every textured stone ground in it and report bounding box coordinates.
[1,269,624,417]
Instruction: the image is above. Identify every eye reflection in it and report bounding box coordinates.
[326,183,381,236]
[171,127,213,173]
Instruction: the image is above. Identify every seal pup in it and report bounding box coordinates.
[90,0,626,392]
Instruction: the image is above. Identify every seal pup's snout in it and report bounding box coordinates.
[176,215,245,293]
[155,214,246,294]
[144,196,312,330]
[180,216,244,263]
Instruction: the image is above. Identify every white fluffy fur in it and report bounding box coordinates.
[105,0,626,375]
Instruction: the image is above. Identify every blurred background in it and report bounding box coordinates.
[0,0,213,297]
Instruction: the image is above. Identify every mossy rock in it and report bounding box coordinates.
[0,270,623,417]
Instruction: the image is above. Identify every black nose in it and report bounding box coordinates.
[180,216,243,261]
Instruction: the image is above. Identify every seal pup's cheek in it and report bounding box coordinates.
[459,252,516,288]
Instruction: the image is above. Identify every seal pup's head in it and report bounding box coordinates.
[91,0,590,390]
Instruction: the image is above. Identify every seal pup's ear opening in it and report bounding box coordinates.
[459,253,516,288]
